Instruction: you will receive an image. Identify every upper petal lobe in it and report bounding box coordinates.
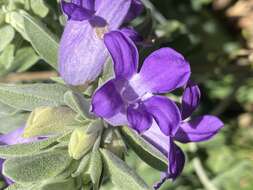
[104,31,138,79]
[95,0,131,30]
[138,48,191,94]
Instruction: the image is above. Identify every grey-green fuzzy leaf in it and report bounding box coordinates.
[22,11,59,69]
[121,127,167,171]
[88,150,102,189]
[0,137,58,159]
[0,83,68,111]
[3,149,72,183]
[101,149,151,190]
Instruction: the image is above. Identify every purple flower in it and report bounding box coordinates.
[0,127,38,186]
[59,0,143,85]
[143,83,224,189]
[91,31,191,135]
[125,0,144,22]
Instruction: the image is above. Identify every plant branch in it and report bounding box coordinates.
[141,0,167,24]
[0,71,58,83]
[189,143,219,190]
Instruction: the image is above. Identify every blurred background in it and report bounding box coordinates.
[0,0,252,189]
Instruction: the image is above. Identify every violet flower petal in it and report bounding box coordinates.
[95,0,131,30]
[0,127,36,145]
[71,0,94,10]
[80,0,95,10]
[168,140,185,180]
[59,20,107,85]
[143,121,170,156]
[181,81,201,120]
[127,105,152,133]
[104,111,128,127]
[104,31,138,79]
[92,80,124,118]
[125,0,144,22]
[144,96,181,136]
[153,139,185,189]
[138,48,191,94]
[61,1,95,21]
[174,115,224,143]
[120,27,143,44]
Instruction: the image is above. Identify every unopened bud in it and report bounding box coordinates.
[68,128,98,160]
[24,106,77,138]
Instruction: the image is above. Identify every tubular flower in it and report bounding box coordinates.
[59,0,143,86]
[0,127,38,186]
[143,82,224,189]
[91,31,191,135]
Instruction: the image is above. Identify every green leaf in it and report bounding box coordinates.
[0,44,15,71]
[5,11,29,41]
[0,83,68,111]
[0,137,58,158]
[22,11,59,69]
[0,113,28,134]
[3,149,72,183]
[4,183,35,190]
[64,91,93,119]
[72,154,90,178]
[40,178,80,190]
[88,150,102,189]
[121,127,167,171]
[0,101,17,117]
[101,149,151,190]
[30,0,49,18]
[0,25,15,52]
[15,47,40,72]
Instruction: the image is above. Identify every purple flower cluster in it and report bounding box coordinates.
[90,31,223,188]
[0,0,223,189]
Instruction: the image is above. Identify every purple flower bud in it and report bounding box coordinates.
[59,0,144,86]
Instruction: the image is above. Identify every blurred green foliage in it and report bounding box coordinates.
[0,0,252,190]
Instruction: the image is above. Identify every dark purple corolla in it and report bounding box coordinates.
[59,0,143,86]
[0,127,37,186]
[143,82,224,189]
[91,31,223,189]
[91,31,191,136]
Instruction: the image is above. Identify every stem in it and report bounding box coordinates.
[141,0,167,24]
[189,143,219,190]
[0,71,58,83]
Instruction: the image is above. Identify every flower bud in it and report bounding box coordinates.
[68,128,98,160]
[24,106,77,138]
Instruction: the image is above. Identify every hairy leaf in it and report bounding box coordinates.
[0,113,28,134]
[88,149,102,189]
[0,137,58,158]
[101,149,151,190]
[0,83,68,111]
[22,11,59,69]
[3,149,72,183]
[0,25,15,52]
[121,127,167,171]
[64,91,93,119]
